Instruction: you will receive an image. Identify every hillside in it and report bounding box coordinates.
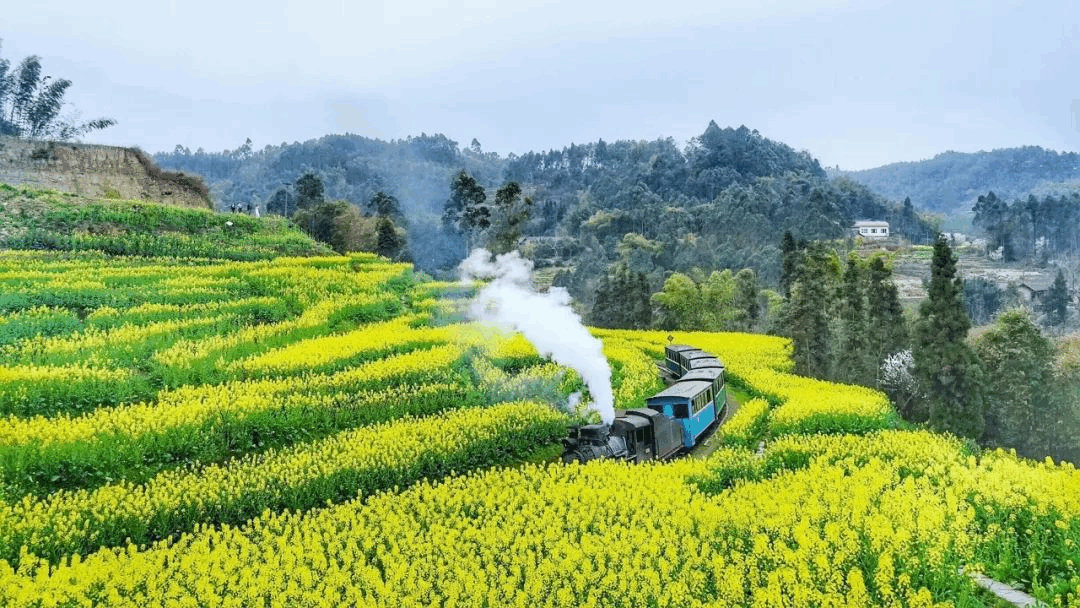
[839,145,1080,215]
[0,136,211,209]
[0,185,332,260]
[155,123,931,294]
[0,235,1076,605]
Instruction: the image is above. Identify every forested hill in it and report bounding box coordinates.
[838,146,1080,215]
[154,121,926,287]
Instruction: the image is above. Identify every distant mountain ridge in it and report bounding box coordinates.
[837,146,1080,215]
[154,122,927,285]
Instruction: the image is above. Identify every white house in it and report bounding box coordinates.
[854,220,890,238]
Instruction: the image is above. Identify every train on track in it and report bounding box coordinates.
[561,344,726,464]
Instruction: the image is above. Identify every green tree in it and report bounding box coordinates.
[292,200,345,251]
[0,42,116,139]
[487,181,532,255]
[375,216,404,259]
[963,277,1004,325]
[590,263,653,329]
[789,243,837,378]
[973,309,1064,459]
[367,191,402,221]
[701,269,739,330]
[442,170,489,254]
[652,273,705,330]
[913,235,985,437]
[630,270,653,329]
[835,255,871,385]
[779,230,799,298]
[1042,269,1069,329]
[866,256,908,380]
[732,268,760,331]
[294,173,325,210]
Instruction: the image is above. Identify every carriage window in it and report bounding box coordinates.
[674,403,689,418]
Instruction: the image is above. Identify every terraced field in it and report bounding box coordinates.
[0,231,1077,606]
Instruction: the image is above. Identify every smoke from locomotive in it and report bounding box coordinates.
[459,248,616,424]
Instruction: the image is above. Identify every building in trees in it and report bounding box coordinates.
[853,220,890,238]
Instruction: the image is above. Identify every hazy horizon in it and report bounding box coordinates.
[4,0,1079,171]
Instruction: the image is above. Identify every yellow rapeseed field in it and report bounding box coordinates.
[0,250,1076,607]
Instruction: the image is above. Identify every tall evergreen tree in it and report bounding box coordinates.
[789,243,836,378]
[733,268,760,331]
[375,216,403,259]
[835,255,871,385]
[631,270,653,329]
[588,263,652,329]
[913,235,985,437]
[779,231,799,298]
[866,257,908,372]
[1042,269,1069,329]
[589,273,616,328]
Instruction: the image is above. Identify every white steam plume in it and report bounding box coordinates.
[460,249,615,425]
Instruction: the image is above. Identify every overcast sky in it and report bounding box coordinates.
[4,0,1079,170]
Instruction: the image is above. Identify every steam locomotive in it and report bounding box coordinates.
[561,344,726,464]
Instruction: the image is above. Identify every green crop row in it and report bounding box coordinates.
[0,401,569,568]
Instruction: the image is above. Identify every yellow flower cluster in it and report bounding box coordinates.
[85,296,282,326]
[8,315,226,364]
[0,364,135,416]
[718,398,770,448]
[0,343,468,450]
[0,401,568,565]
[0,441,1005,608]
[152,293,398,382]
[758,372,897,435]
[228,315,450,376]
[594,328,896,435]
[599,335,666,409]
[454,325,541,362]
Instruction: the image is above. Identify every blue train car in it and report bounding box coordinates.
[677,367,727,422]
[685,355,723,372]
[645,380,719,448]
[664,344,697,376]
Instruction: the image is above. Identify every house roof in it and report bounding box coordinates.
[1012,274,1055,292]
[853,220,889,227]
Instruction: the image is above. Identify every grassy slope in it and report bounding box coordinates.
[0,184,333,260]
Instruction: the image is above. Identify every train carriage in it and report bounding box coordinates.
[676,367,727,421]
[685,355,723,371]
[645,380,719,448]
[664,344,697,376]
[564,343,726,464]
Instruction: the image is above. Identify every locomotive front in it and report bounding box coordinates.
[560,423,628,463]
